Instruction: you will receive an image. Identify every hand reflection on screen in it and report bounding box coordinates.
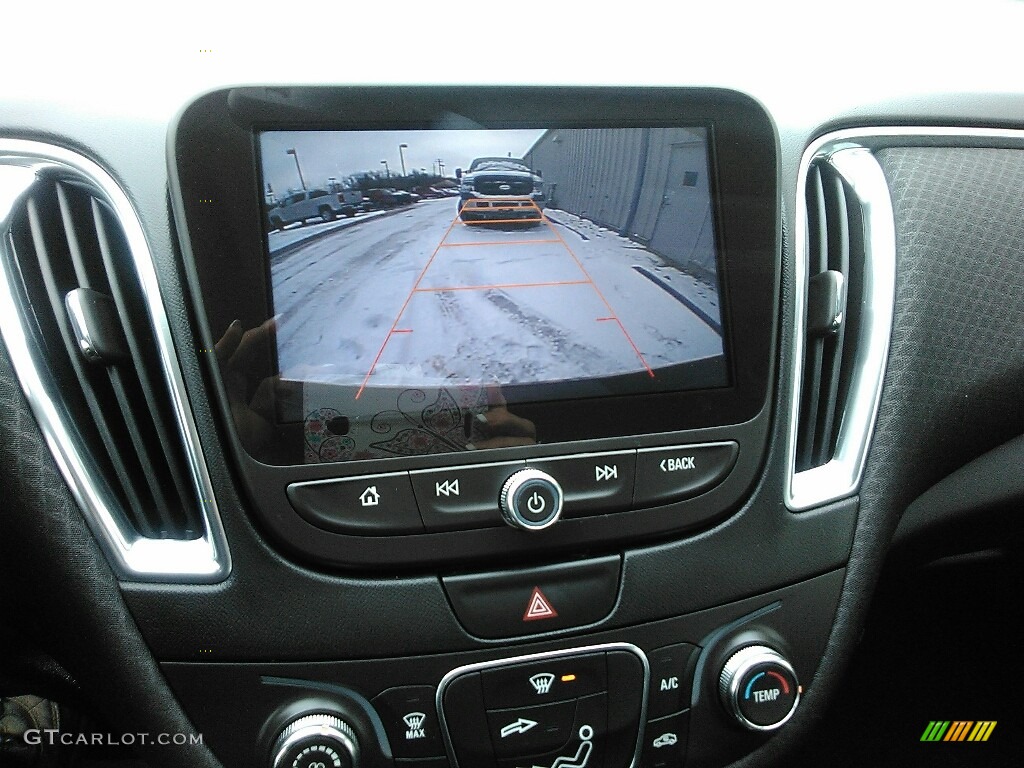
[470,385,537,450]
[215,318,279,456]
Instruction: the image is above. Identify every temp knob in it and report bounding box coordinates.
[271,714,359,768]
[718,645,800,731]
[500,469,563,530]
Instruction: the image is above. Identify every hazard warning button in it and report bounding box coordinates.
[441,555,621,639]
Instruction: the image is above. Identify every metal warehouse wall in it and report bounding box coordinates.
[525,127,717,279]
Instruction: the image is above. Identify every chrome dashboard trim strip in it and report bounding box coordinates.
[0,139,230,582]
[786,126,1024,511]
[436,642,650,768]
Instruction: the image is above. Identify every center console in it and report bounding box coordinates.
[158,86,852,768]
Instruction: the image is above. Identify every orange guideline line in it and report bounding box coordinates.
[355,213,462,399]
[414,279,589,293]
[541,212,655,378]
[440,239,560,248]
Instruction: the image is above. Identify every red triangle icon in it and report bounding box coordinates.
[522,586,558,622]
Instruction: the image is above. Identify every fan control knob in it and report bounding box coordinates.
[271,713,359,768]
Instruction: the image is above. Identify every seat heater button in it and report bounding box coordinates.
[495,694,607,768]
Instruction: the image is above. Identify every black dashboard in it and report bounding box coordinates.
[2,9,1023,768]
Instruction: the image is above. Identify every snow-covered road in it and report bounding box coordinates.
[271,198,723,390]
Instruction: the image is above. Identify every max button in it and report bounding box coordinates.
[372,685,445,759]
[441,556,622,639]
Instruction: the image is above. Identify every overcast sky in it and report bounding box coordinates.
[260,129,546,195]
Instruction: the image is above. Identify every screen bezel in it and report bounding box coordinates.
[174,86,778,470]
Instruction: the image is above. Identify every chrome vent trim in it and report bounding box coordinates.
[786,137,896,511]
[0,139,230,582]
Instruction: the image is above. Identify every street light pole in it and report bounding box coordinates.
[380,159,390,178]
[399,143,408,176]
[286,148,306,190]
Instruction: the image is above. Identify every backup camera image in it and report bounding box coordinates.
[261,127,726,395]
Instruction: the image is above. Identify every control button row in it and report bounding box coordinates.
[286,442,737,535]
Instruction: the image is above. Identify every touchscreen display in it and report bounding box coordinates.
[257,127,728,462]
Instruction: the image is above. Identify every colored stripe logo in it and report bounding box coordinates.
[920,721,996,742]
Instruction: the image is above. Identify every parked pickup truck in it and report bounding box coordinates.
[456,157,545,224]
[267,189,357,230]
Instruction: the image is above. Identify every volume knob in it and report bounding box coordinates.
[499,469,563,531]
[271,713,359,768]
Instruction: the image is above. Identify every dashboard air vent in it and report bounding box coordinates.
[787,141,895,511]
[795,159,859,471]
[11,179,199,538]
[0,140,229,581]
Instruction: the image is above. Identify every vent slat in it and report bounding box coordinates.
[812,168,850,465]
[797,166,827,470]
[56,182,95,290]
[797,159,860,473]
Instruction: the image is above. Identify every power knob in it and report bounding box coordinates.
[271,714,359,768]
[718,645,800,731]
[499,469,563,530]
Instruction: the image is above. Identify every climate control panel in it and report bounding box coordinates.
[438,645,648,768]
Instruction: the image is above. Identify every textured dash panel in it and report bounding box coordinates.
[864,147,1024,524]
